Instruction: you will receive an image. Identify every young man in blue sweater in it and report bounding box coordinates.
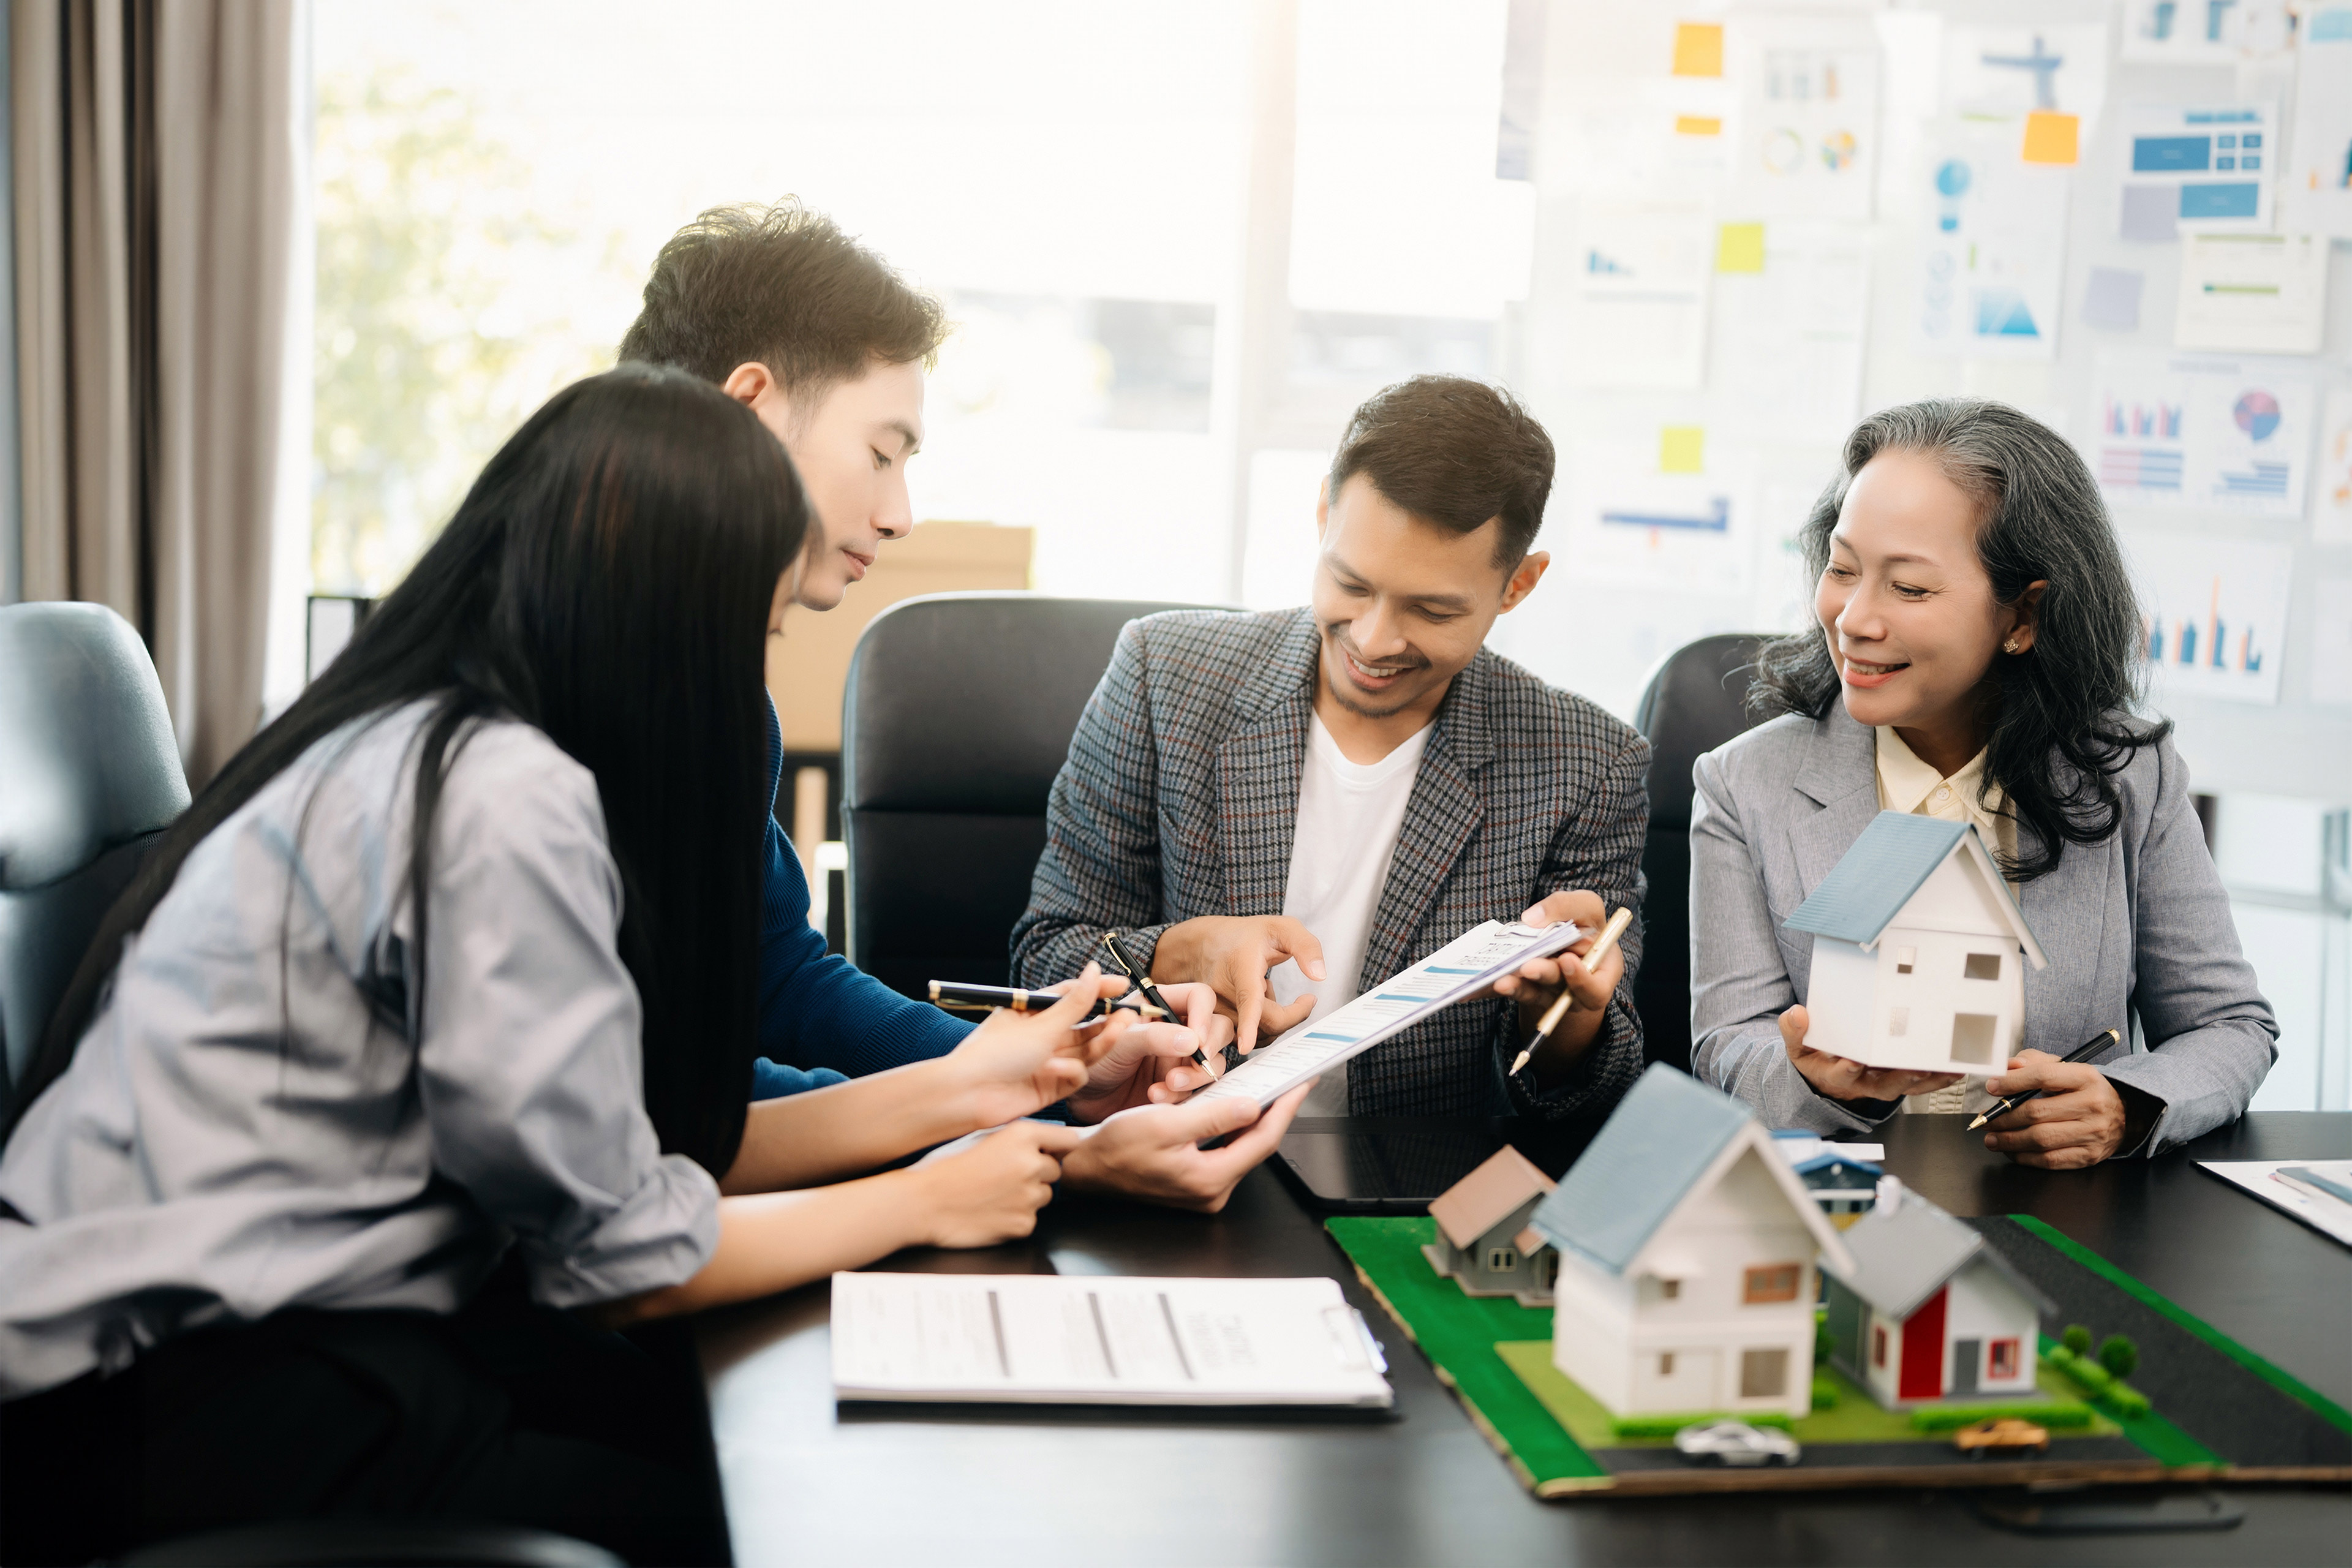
[619,202,1304,1208]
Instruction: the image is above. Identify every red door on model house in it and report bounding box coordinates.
[1898,1286,1949,1400]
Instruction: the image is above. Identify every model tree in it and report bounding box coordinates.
[2062,1324,2092,1356]
[2097,1334,2139,1379]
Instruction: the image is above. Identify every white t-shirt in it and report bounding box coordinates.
[1267,714,1433,1115]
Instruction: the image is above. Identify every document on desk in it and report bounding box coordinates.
[2198,1160,2352,1248]
[830,1273,1393,1407]
[1192,919,1589,1109]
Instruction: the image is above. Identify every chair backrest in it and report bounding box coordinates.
[0,603,190,1117]
[841,592,1212,998]
[1628,632,1775,1073]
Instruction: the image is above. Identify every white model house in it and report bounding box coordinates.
[1783,810,2048,1075]
[1820,1179,2051,1408]
[1424,1147,1557,1304]
[1525,1065,1853,1421]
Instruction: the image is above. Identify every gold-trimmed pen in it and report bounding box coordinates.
[1506,907,1634,1078]
[927,979,1166,1025]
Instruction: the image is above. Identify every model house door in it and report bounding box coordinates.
[1951,1337,1981,1396]
[1632,1347,1720,1411]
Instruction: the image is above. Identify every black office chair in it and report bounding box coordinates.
[1627,632,1776,1074]
[841,592,1212,998]
[0,603,190,1123]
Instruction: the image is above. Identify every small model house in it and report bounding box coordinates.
[1782,811,2048,1076]
[1425,1147,1557,1304]
[1793,1150,1884,1227]
[1525,1065,1853,1421]
[1820,1179,2051,1408]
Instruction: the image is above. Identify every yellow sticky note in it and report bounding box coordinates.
[1716,222,1766,273]
[1671,21,1724,77]
[1674,115,1723,137]
[2021,110,2079,165]
[1660,427,1706,473]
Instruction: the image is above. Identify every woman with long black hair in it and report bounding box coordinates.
[1689,398,2275,1167]
[0,365,1175,1563]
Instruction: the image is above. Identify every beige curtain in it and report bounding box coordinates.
[12,1,298,786]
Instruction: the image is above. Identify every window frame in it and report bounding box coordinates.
[1742,1262,1802,1305]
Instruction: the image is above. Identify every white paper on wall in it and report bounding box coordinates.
[2174,232,2330,355]
[1727,13,1881,221]
[2279,4,2352,238]
[1943,24,2109,128]
[1914,132,2068,361]
[2117,0,2297,66]
[2316,388,2352,546]
[1557,199,1714,390]
[2089,353,2318,519]
[2312,579,2352,707]
[2126,532,2294,707]
[1713,220,1869,439]
[2117,103,2278,235]
[1561,449,1754,592]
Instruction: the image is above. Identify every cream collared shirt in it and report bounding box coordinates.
[1873,727,2017,1117]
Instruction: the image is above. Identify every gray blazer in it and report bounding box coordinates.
[1010,608,1651,1118]
[1689,704,2276,1152]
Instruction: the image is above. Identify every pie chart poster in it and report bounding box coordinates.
[2087,354,2318,519]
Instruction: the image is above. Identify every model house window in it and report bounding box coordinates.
[1989,1338,2020,1378]
[1887,1006,1909,1036]
[1743,1264,1800,1304]
[1894,945,1916,974]
[1660,1278,1681,1300]
[1964,952,2002,981]
[1485,1246,1517,1273]
[1740,1348,1789,1398]
[1950,1013,1999,1065]
[1659,1352,1675,1375]
[1873,1325,1888,1367]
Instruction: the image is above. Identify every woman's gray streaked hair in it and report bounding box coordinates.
[1749,397,2169,882]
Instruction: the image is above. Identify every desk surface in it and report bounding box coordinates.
[699,1113,2351,1567]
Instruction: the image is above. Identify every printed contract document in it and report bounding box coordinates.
[1193,919,1589,1107]
[831,1273,1393,1407]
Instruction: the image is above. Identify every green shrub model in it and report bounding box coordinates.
[2097,1333,2139,1379]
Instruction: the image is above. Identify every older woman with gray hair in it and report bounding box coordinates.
[1689,398,2275,1167]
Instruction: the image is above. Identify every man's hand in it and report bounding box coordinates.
[935,966,1141,1129]
[1490,892,1622,1078]
[1067,981,1234,1123]
[1780,1006,1963,1103]
[1150,916,1327,1055]
[1060,1083,1313,1213]
[1980,1050,2127,1169]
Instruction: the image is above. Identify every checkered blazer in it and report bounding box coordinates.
[1009,607,1652,1118]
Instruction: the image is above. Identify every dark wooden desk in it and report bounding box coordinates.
[698,1113,2351,1566]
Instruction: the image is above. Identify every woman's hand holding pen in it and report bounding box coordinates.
[1066,981,1232,1121]
[1978,1050,2127,1169]
[937,966,1144,1128]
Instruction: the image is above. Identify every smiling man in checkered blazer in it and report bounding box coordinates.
[1012,375,1653,1122]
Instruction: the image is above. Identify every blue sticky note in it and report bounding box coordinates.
[2134,135,2211,173]
[2081,267,2143,331]
[2180,182,2260,220]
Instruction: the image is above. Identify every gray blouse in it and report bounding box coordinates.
[0,701,719,1400]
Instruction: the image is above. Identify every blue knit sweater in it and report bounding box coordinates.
[751,704,971,1100]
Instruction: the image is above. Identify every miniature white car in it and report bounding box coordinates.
[1672,1420,1803,1466]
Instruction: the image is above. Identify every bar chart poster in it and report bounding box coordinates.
[2128,533,2293,705]
[2089,355,2315,518]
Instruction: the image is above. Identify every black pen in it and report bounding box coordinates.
[926,980,1166,1025]
[1101,932,1212,1070]
[1966,1029,2122,1131]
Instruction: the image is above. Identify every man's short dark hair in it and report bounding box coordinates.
[618,200,949,402]
[1328,375,1554,565]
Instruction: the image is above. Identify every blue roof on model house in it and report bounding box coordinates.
[1525,1066,1789,1276]
[1782,810,2043,962]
